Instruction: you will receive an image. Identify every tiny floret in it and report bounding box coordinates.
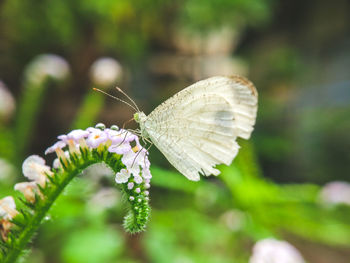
[115,169,131,184]
[127,182,134,190]
[14,182,39,203]
[86,129,108,148]
[67,129,89,142]
[142,168,152,179]
[0,196,18,220]
[45,141,66,155]
[134,175,143,184]
[135,188,141,194]
[108,143,131,155]
[22,155,52,186]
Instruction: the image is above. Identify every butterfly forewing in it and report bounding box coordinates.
[143,76,258,181]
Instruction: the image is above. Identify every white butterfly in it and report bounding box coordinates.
[133,75,258,181]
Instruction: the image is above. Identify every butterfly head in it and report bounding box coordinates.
[134,112,149,138]
[133,112,146,123]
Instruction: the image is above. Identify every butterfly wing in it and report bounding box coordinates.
[143,76,258,181]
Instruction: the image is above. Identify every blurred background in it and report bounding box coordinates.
[0,0,350,262]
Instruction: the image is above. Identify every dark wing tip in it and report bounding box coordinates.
[227,75,258,98]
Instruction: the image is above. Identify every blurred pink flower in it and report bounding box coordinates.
[319,181,350,206]
[249,238,305,263]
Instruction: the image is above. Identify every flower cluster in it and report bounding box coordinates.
[45,123,152,190]
[45,123,152,232]
[0,123,152,247]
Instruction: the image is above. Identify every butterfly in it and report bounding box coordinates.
[132,75,258,181]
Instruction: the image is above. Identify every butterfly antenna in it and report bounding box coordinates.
[115,87,140,112]
[93,88,138,112]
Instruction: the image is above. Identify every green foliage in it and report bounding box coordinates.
[178,0,274,32]
[62,226,123,263]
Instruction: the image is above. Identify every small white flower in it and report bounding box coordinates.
[108,143,131,155]
[52,151,70,169]
[127,182,134,190]
[105,129,125,144]
[138,198,142,203]
[86,127,101,133]
[121,151,141,175]
[121,130,138,143]
[0,196,18,220]
[135,148,150,169]
[142,168,152,179]
[145,183,151,189]
[53,158,60,169]
[22,155,52,185]
[134,174,143,184]
[45,141,66,155]
[67,129,89,142]
[144,191,149,196]
[129,196,135,201]
[57,134,68,141]
[115,169,131,184]
[86,129,108,148]
[145,197,149,201]
[249,238,305,263]
[135,188,141,194]
[127,147,150,170]
[14,182,39,203]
